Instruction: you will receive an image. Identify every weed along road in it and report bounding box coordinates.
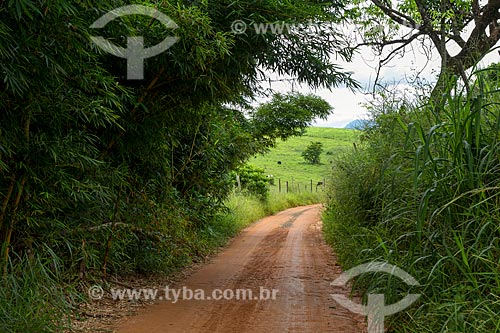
[117,205,366,333]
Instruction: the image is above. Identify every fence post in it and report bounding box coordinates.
[236,174,241,191]
[286,181,289,193]
[310,179,313,193]
[279,178,281,193]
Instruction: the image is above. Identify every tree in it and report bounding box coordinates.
[302,142,324,164]
[251,93,333,149]
[348,0,500,104]
[0,1,361,329]
[0,0,354,276]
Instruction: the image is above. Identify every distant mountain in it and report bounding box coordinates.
[344,119,372,130]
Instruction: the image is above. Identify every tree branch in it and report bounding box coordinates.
[448,33,466,48]
[472,0,481,24]
[414,0,448,60]
[354,32,423,49]
[371,0,419,29]
[379,33,422,67]
[370,33,422,93]
[451,0,500,69]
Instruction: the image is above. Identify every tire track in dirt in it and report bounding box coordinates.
[116,205,366,333]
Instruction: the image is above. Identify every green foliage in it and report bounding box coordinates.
[251,93,333,147]
[0,1,356,330]
[233,165,271,201]
[302,141,323,164]
[324,68,500,332]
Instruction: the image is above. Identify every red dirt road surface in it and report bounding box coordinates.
[116,204,367,333]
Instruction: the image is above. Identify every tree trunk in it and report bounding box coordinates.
[2,174,27,276]
[429,68,459,109]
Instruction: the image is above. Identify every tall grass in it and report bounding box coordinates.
[206,190,323,246]
[223,190,323,225]
[324,68,500,332]
[0,253,72,333]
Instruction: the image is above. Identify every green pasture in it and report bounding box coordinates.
[251,127,359,192]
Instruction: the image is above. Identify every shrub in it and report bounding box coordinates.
[232,164,272,200]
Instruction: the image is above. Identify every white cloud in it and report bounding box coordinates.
[257,44,441,127]
[258,28,500,128]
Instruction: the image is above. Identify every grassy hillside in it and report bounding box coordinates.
[251,127,359,192]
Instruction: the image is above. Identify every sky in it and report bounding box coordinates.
[260,45,442,128]
[260,30,500,128]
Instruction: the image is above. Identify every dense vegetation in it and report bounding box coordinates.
[3,0,500,331]
[324,66,500,332]
[0,0,354,331]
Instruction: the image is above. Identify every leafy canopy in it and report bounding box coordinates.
[0,0,353,285]
[251,93,333,146]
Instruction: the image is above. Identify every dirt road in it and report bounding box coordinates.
[116,204,366,333]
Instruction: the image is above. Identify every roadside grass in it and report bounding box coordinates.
[0,254,74,333]
[252,127,358,188]
[323,69,500,332]
[208,191,325,248]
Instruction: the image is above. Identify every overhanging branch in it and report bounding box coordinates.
[378,32,422,67]
[372,0,419,29]
[354,32,423,49]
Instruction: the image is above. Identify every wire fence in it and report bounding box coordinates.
[271,178,326,193]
